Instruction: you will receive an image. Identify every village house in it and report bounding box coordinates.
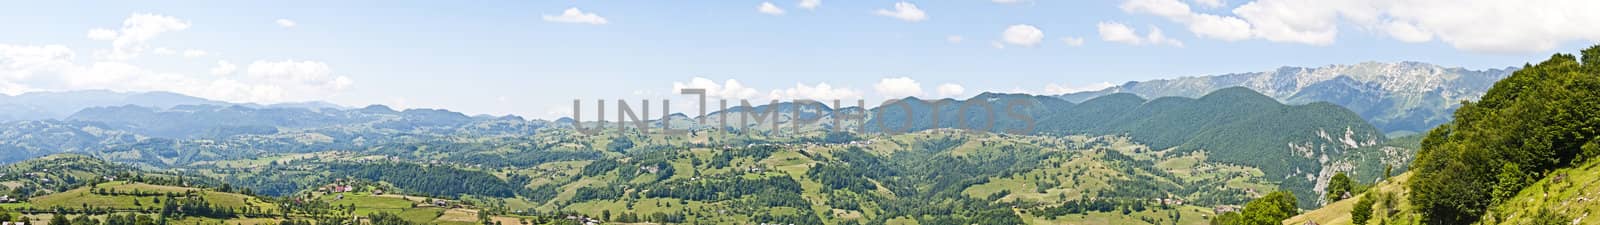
[1214,205,1241,214]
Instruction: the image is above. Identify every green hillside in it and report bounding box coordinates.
[863,87,1387,207]
[1278,45,1600,225]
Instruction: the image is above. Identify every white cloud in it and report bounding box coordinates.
[768,82,862,100]
[1098,22,1184,47]
[0,15,353,103]
[1120,0,1600,53]
[1001,24,1045,47]
[245,60,354,92]
[758,2,786,15]
[946,35,965,43]
[0,43,353,103]
[275,19,297,28]
[210,60,236,75]
[1383,20,1432,43]
[152,48,176,55]
[1043,82,1115,95]
[89,13,191,60]
[936,83,964,97]
[1193,0,1226,8]
[86,28,118,41]
[543,7,609,25]
[875,2,928,22]
[182,49,207,58]
[992,0,1028,4]
[874,77,923,98]
[1062,36,1086,46]
[1121,0,1252,42]
[1098,22,1141,45]
[799,0,821,10]
[672,77,762,100]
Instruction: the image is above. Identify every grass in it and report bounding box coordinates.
[1022,205,1215,225]
[1485,159,1600,225]
[319,192,417,216]
[30,182,272,211]
[1281,172,1414,225]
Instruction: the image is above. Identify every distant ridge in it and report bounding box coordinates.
[1057,61,1516,135]
[0,90,348,121]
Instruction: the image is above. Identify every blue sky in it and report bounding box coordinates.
[1,0,1595,119]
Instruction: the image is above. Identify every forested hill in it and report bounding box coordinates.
[1403,45,1600,224]
[1056,61,1514,135]
[1043,87,1381,181]
[852,87,1386,207]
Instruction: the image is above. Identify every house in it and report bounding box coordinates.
[1214,205,1241,214]
[372,189,384,195]
[434,199,448,207]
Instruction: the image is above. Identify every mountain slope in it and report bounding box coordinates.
[842,87,1386,207]
[0,90,346,122]
[1058,62,1515,135]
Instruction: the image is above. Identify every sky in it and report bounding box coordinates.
[1,0,1597,119]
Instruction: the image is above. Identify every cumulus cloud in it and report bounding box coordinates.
[936,83,964,97]
[275,19,297,28]
[1121,0,1252,42]
[758,2,786,15]
[1043,82,1115,95]
[1098,22,1184,47]
[0,14,354,103]
[0,44,353,102]
[1062,36,1086,46]
[245,60,354,91]
[1192,0,1226,8]
[182,49,207,58]
[1001,24,1045,47]
[672,77,762,100]
[152,48,176,55]
[89,13,191,60]
[946,35,965,43]
[874,77,923,98]
[799,0,821,10]
[1121,0,1600,53]
[210,60,237,75]
[543,7,609,25]
[86,28,118,41]
[875,2,927,22]
[768,82,862,100]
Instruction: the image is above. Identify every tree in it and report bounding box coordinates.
[1409,45,1600,224]
[1352,193,1375,225]
[1222,190,1299,225]
[50,214,69,225]
[1327,172,1354,203]
[1383,165,1393,180]
[1210,212,1242,225]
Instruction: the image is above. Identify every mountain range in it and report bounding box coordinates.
[0,90,348,121]
[1058,61,1515,136]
